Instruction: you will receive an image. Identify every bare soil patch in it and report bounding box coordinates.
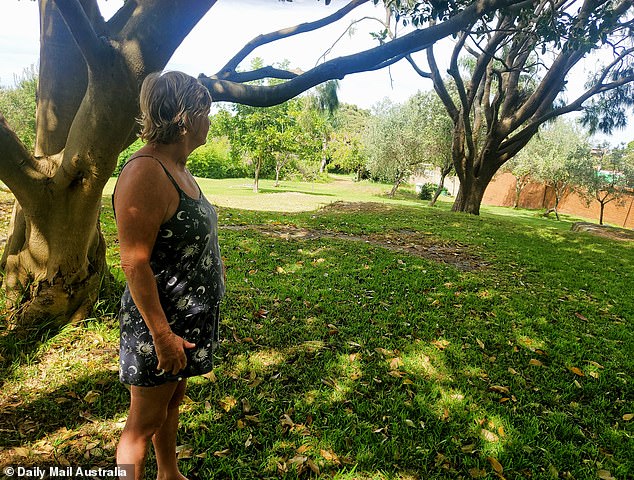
[571,222,634,241]
[225,202,487,270]
[225,219,488,272]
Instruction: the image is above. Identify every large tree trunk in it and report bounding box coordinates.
[451,179,489,215]
[0,0,215,330]
[1,201,108,330]
[451,150,499,215]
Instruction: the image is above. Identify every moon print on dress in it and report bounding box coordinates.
[117,165,225,387]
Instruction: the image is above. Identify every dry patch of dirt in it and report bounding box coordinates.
[572,222,634,241]
[224,223,487,271]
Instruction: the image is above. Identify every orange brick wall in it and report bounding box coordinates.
[483,172,634,228]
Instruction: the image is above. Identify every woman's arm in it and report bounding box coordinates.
[114,158,194,375]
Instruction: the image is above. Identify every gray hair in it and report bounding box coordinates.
[138,71,212,144]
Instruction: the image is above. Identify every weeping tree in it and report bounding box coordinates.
[0,0,547,327]
[394,0,634,214]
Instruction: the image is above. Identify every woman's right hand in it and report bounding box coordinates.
[154,331,196,375]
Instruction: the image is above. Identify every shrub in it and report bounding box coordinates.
[417,183,437,200]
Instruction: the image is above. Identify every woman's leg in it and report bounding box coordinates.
[153,379,188,480]
[116,381,181,480]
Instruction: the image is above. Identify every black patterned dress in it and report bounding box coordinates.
[115,156,225,386]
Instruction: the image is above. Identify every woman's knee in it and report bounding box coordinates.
[124,408,169,440]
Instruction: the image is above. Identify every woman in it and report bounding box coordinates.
[114,71,225,480]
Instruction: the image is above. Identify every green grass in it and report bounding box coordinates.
[1,177,632,479]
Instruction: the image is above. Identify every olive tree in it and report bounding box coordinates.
[527,119,594,220]
[580,144,634,225]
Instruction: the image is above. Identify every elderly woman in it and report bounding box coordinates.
[113,71,225,480]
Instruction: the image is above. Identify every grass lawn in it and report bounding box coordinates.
[1,177,632,479]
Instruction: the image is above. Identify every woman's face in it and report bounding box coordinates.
[188,112,210,148]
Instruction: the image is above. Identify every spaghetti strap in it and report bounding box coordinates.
[126,155,183,193]
[112,154,183,217]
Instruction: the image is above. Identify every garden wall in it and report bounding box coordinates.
[483,172,634,229]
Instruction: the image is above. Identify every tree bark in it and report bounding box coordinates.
[451,178,489,215]
[429,165,451,207]
[599,202,605,225]
[389,173,404,198]
[254,158,262,193]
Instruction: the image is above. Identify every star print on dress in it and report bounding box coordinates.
[115,158,225,387]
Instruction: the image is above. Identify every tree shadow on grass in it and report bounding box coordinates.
[0,370,129,467]
[0,321,67,392]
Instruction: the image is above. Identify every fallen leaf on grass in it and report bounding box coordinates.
[529,358,543,367]
[214,449,231,458]
[307,459,320,475]
[390,357,404,370]
[176,444,193,459]
[219,396,237,412]
[320,448,341,464]
[374,347,393,357]
[476,338,485,350]
[79,411,98,423]
[597,469,615,480]
[487,456,503,474]
[575,312,588,321]
[469,468,487,478]
[623,413,633,421]
[489,385,511,395]
[280,414,295,428]
[568,366,585,377]
[83,390,100,403]
[288,455,307,466]
[432,339,450,350]
[296,444,311,454]
[481,429,499,442]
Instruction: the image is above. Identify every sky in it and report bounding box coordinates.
[1,0,632,146]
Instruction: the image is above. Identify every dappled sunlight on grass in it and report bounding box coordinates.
[2,187,632,478]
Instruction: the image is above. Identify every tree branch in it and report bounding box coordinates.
[109,0,218,76]
[220,0,370,74]
[52,0,104,68]
[0,114,47,206]
[201,0,528,106]
[213,66,302,83]
[317,15,386,67]
[427,47,459,121]
[405,55,432,78]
